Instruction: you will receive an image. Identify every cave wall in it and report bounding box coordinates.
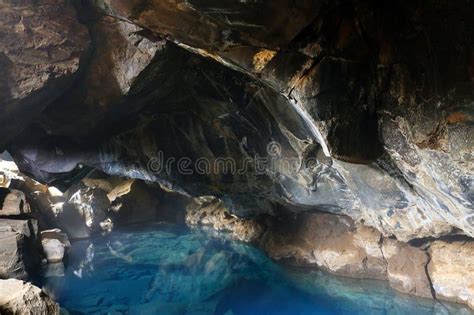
[1,0,473,243]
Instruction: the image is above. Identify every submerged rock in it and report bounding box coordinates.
[0,279,59,315]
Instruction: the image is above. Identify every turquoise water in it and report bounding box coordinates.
[39,223,472,315]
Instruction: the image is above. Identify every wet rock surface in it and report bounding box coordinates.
[6,0,473,240]
[186,196,265,243]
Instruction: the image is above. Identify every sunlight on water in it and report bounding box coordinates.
[39,223,473,315]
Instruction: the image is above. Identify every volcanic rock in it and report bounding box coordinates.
[0,279,59,315]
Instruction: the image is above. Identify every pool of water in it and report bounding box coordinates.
[39,223,473,315]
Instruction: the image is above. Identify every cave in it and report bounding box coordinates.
[0,0,473,314]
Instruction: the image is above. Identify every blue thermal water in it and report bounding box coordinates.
[39,223,473,315]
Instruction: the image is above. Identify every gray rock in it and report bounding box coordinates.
[53,187,110,239]
[41,229,70,263]
[0,219,39,279]
[1,0,473,309]
[53,202,90,240]
[0,279,59,315]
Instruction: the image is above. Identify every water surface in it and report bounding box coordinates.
[40,223,473,315]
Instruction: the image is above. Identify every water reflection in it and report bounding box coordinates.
[40,223,473,315]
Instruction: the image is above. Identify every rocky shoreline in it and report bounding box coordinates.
[0,181,61,313]
[185,197,474,310]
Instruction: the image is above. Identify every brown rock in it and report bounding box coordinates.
[186,196,264,243]
[0,279,59,315]
[261,212,387,279]
[0,0,89,147]
[41,11,165,138]
[428,240,474,309]
[382,239,432,298]
[99,0,320,52]
[0,188,30,216]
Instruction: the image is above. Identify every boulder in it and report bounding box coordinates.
[41,229,70,263]
[41,239,66,264]
[0,219,39,279]
[53,202,90,240]
[68,187,110,231]
[428,240,474,309]
[107,179,162,225]
[0,279,59,315]
[54,187,110,239]
[261,212,387,280]
[381,239,432,298]
[0,188,30,216]
[41,229,70,247]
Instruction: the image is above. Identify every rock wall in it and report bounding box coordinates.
[0,0,89,148]
[5,0,472,243]
[0,218,39,279]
